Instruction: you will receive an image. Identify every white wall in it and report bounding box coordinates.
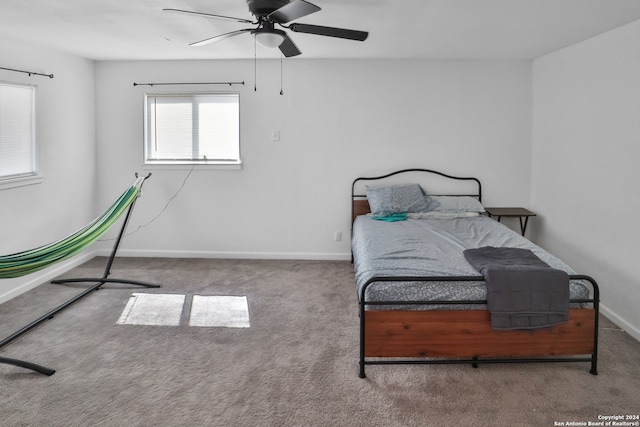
[94,59,532,259]
[0,39,96,303]
[532,21,640,339]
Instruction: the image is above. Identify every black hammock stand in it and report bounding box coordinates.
[0,173,161,376]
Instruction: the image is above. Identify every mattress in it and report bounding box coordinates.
[352,215,590,310]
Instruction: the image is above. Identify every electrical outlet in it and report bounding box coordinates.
[334,231,342,242]
[271,130,280,141]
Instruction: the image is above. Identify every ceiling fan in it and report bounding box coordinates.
[164,0,369,57]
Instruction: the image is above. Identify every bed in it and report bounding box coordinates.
[351,168,599,378]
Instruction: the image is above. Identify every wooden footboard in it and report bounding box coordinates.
[358,275,600,378]
[364,309,595,358]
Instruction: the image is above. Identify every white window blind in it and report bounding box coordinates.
[0,82,36,180]
[144,93,241,165]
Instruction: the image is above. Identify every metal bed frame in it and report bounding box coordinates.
[351,169,599,378]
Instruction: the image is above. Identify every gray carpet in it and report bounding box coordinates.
[1,258,638,426]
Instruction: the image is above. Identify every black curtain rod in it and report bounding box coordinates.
[133,81,244,87]
[0,66,54,78]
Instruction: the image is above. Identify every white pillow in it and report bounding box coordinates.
[408,211,480,219]
[430,196,485,213]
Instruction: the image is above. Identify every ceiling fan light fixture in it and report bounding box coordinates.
[254,29,285,48]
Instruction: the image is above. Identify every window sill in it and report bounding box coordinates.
[142,162,242,171]
[0,174,44,191]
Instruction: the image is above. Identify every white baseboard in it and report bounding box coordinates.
[96,248,352,262]
[599,303,640,342]
[0,251,98,305]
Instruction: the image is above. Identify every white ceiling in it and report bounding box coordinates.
[2,0,640,61]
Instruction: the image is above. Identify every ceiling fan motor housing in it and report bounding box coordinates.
[247,0,290,18]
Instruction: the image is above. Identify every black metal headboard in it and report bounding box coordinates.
[351,168,482,222]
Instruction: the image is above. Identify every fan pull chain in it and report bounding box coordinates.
[254,36,257,92]
[280,53,284,95]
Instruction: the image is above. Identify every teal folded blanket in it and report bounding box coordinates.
[371,213,407,222]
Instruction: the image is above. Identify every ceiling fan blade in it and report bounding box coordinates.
[268,0,320,24]
[163,8,254,24]
[190,29,254,47]
[279,34,302,57]
[289,23,368,41]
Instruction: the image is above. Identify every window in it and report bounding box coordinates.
[144,92,241,166]
[0,82,36,181]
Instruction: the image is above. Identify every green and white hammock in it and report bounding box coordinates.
[0,175,145,279]
[1,174,161,376]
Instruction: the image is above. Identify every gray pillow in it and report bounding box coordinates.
[366,184,435,216]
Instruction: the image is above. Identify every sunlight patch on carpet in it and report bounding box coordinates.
[117,293,185,326]
[189,295,250,328]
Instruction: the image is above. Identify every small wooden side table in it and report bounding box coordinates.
[484,207,536,236]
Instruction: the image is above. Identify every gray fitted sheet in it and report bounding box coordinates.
[352,215,590,310]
